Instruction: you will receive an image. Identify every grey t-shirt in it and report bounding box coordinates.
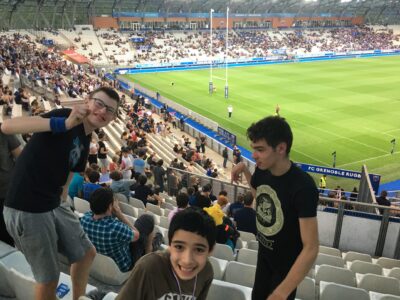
[0,130,20,197]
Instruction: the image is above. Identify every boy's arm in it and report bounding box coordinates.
[231,162,256,197]
[268,217,319,300]
[1,103,90,135]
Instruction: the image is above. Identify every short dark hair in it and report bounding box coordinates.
[88,170,100,183]
[219,190,228,196]
[90,86,120,105]
[157,159,164,167]
[176,193,189,209]
[168,207,216,251]
[247,116,293,155]
[138,174,147,185]
[98,132,105,139]
[202,183,212,193]
[89,187,114,214]
[109,170,122,181]
[243,191,254,206]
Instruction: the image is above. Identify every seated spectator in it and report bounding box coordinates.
[234,191,257,235]
[188,186,197,206]
[109,155,120,172]
[116,208,216,299]
[204,203,239,251]
[192,184,212,209]
[82,169,102,200]
[133,174,153,206]
[228,193,244,218]
[110,170,134,200]
[68,171,85,200]
[168,192,189,223]
[80,188,140,272]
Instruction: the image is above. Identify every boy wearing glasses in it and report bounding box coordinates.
[1,87,120,300]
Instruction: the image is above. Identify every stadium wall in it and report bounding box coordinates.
[114,50,400,75]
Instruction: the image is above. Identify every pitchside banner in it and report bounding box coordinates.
[295,162,381,194]
[217,127,236,146]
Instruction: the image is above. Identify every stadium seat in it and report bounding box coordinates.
[161,202,175,210]
[369,291,400,300]
[212,243,236,261]
[235,237,246,250]
[349,260,383,275]
[164,208,172,217]
[89,253,131,286]
[342,251,372,263]
[236,248,258,266]
[356,273,400,295]
[385,268,400,281]
[208,256,229,280]
[0,241,17,259]
[74,197,90,213]
[296,277,316,300]
[146,203,164,216]
[159,216,170,229]
[319,281,370,300]
[319,245,341,257]
[114,193,128,204]
[208,279,252,300]
[129,197,146,209]
[314,253,345,268]
[224,261,256,288]
[119,202,138,218]
[247,240,259,251]
[238,231,256,243]
[315,264,356,287]
[376,257,400,269]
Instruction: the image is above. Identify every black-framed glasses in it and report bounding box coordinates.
[91,97,117,116]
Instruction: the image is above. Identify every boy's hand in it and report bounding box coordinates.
[65,103,90,130]
[112,200,122,216]
[231,161,247,184]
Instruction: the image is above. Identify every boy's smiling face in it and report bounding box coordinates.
[169,230,210,281]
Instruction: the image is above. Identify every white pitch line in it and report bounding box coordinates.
[291,148,331,166]
[292,119,388,155]
[363,126,394,139]
[384,128,400,134]
[213,76,225,81]
[338,151,399,168]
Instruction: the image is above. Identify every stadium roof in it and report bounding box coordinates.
[0,0,399,28]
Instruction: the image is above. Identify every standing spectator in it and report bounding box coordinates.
[133,150,147,176]
[153,159,166,192]
[231,116,319,300]
[376,190,391,214]
[109,155,120,172]
[234,191,257,235]
[97,132,109,174]
[349,187,358,202]
[2,86,120,300]
[227,104,233,118]
[120,147,133,180]
[222,147,229,168]
[88,138,98,165]
[319,175,327,194]
[0,128,22,246]
[195,136,201,153]
[200,135,206,153]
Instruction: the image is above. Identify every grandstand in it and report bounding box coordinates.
[1,0,400,299]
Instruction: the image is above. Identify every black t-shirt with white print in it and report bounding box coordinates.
[250,162,318,272]
[5,108,91,213]
[97,140,107,159]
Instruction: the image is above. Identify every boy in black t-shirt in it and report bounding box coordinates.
[1,87,120,300]
[231,116,319,300]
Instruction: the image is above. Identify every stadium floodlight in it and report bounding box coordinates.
[209,8,214,95]
[225,7,229,99]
